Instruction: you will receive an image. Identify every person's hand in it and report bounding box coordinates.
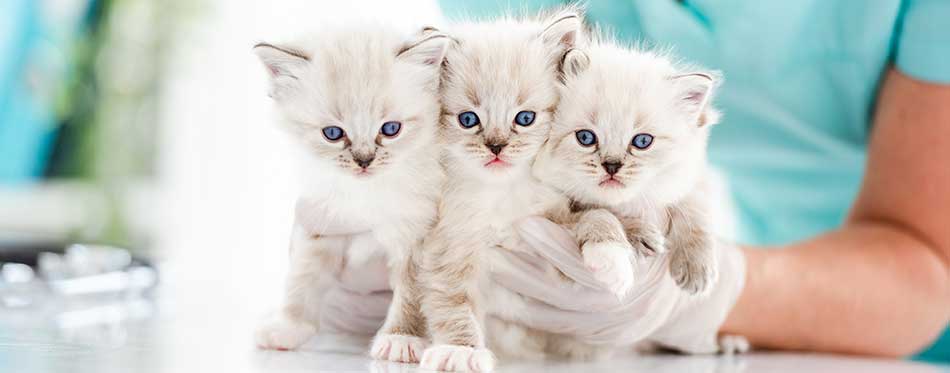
[490,217,748,353]
[295,197,393,336]
[320,248,392,336]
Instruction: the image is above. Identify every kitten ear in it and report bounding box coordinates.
[397,29,450,67]
[559,48,590,80]
[670,72,721,127]
[253,42,310,99]
[541,9,585,51]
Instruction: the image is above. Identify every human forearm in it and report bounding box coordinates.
[722,222,950,356]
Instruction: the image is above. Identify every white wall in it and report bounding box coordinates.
[156,0,443,320]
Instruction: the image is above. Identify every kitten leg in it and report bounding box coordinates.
[255,224,339,350]
[618,213,668,257]
[666,196,718,295]
[574,209,636,298]
[371,245,428,363]
[419,226,494,372]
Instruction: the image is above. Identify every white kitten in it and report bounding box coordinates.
[252,25,448,364]
[417,10,602,371]
[534,38,723,300]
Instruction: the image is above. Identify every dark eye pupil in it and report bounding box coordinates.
[458,112,480,128]
[632,134,653,149]
[323,126,343,140]
[515,111,536,126]
[576,130,596,146]
[381,121,401,136]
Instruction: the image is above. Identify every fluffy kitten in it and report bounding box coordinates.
[533,39,723,301]
[252,25,448,363]
[417,10,610,371]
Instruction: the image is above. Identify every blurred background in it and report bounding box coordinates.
[0,1,441,370]
[2,0,947,371]
[0,0,440,285]
[2,0,444,256]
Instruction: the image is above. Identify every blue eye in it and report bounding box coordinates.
[575,130,597,147]
[514,111,536,126]
[322,126,345,141]
[458,111,480,128]
[632,133,654,149]
[380,121,402,137]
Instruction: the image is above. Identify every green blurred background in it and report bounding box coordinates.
[1,0,198,250]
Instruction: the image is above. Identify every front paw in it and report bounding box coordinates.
[582,242,635,298]
[669,247,718,295]
[631,227,667,257]
[254,316,317,350]
[419,344,495,372]
[371,334,428,363]
[718,334,750,355]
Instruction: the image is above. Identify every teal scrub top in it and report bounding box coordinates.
[439,0,950,362]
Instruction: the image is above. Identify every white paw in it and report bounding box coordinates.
[419,344,495,372]
[582,242,635,298]
[370,334,428,363]
[254,316,316,351]
[719,334,750,355]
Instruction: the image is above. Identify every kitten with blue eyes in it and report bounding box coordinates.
[417,9,614,371]
[534,39,724,304]
[252,25,448,363]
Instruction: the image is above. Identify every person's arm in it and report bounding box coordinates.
[721,68,950,357]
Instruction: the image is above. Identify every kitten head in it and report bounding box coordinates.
[535,42,721,206]
[440,9,584,183]
[254,25,448,180]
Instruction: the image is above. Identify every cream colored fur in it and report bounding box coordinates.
[534,39,724,306]
[417,9,622,371]
[251,25,448,363]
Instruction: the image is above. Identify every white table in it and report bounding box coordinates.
[2,286,945,373]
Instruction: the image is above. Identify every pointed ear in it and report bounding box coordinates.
[541,10,584,51]
[559,48,590,81]
[253,42,310,99]
[671,72,721,127]
[396,29,450,67]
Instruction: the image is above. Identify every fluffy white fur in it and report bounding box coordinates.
[535,42,719,208]
[534,39,723,300]
[252,25,448,362]
[417,9,613,371]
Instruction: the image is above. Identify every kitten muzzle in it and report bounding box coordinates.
[602,161,622,175]
[353,154,375,169]
[485,142,507,155]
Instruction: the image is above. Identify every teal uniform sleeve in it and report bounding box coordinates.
[895,0,950,83]
[437,0,565,20]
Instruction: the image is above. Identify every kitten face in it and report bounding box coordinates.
[536,45,720,206]
[255,27,448,179]
[440,13,582,183]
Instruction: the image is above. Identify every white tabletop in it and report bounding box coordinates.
[2,284,945,373]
